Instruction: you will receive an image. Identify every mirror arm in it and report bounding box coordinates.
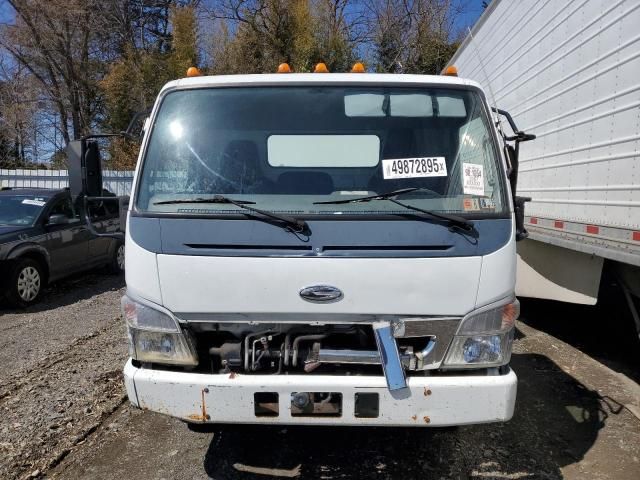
[491,107,536,242]
[80,133,123,142]
[491,107,537,143]
[124,108,151,138]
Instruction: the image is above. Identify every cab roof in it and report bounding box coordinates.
[160,73,484,94]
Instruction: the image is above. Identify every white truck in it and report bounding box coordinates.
[70,66,534,426]
[449,0,640,330]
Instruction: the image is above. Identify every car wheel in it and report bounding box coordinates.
[6,258,44,308]
[107,242,125,274]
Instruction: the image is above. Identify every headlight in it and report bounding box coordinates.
[122,295,198,366]
[443,298,519,368]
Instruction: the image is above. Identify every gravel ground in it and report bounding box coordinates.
[0,273,127,479]
[1,272,639,480]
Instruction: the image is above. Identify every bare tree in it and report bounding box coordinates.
[367,0,470,73]
[203,0,357,72]
[0,58,41,165]
[0,0,107,143]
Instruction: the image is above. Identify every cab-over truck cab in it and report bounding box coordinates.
[121,72,531,426]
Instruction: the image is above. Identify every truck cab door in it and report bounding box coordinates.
[44,195,90,278]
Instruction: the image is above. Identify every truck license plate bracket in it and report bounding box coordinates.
[291,392,342,417]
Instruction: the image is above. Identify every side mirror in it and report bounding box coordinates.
[514,196,531,241]
[67,139,103,200]
[47,213,69,226]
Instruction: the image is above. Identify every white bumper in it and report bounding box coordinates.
[124,360,517,427]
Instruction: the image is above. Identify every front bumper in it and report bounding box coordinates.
[124,359,517,427]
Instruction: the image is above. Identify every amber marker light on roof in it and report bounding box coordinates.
[277,63,292,73]
[351,62,365,73]
[314,62,329,73]
[442,65,458,76]
[186,67,202,77]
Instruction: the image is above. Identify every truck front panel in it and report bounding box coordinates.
[123,75,519,426]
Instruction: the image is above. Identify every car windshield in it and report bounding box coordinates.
[137,86,507,217]
[0,194,48,226]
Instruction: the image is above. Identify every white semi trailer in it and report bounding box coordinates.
[449,0,640,333]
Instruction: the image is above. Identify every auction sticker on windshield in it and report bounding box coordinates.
[462,162,484,196]
[382,157,447,179]
[22,199,46,207]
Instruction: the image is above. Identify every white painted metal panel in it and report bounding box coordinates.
[450,0,640,234]
[476,224,516,306]
[124,360,517,426]
[125,223,163,304]
[156,253,483,316]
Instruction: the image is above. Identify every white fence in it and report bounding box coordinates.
[0,169,134,197]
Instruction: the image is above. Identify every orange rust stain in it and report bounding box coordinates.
[423,387,433,396]
[229,372,237,379]
[188,389,210,422]
[411,415,417,421]
[423,416,430,424]
[201,388,208,421]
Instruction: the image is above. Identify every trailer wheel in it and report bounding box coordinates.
[5,258,44,308]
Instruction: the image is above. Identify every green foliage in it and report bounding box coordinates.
[405,34,459,75]
[289,0,317,71]
[370,0,461,74]
[3,0,468,168]
[168,5,199,78]
[209,0,355,74]
[49,149,68,169]
[100,4,198,168]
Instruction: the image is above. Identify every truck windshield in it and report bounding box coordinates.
[137,86,507,217]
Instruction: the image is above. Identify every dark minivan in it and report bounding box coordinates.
[0,187,123,307]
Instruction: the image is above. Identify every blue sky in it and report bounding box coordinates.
[456,0,486,36]
[0,1,11,24]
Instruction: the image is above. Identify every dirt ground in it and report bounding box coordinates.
[1,272,639,480]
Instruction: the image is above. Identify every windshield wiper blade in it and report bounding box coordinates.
[155,196,256,205]
[314,188,473,232]
[313,188,418,205]
[155,195,308,233]
[385,198,473,232]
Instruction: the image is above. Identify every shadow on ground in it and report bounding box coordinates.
[200,351,621,479]
[519,269,640,384]
[0,270,124,314]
